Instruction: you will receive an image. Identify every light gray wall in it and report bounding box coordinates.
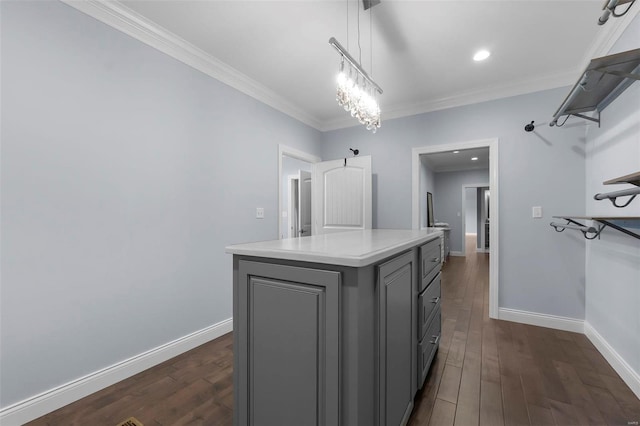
[433,169,489,253]
[419,156,436,228]
[465,187,478,234]
[584,13,640,391]
[321,86,587,320]
[0,1,322,408]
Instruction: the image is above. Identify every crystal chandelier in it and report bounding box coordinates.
[329,37,382,133]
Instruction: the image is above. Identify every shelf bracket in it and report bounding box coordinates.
[594,219,640,240]
[572,112,601,127]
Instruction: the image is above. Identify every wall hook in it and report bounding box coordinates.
[524,121,535,132]
[350,148,359,156]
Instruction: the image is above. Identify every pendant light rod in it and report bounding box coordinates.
[329,37,383,94]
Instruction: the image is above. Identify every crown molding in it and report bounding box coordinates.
[321,68,576,132]
[60,0,323,131]
[60,0,637,134]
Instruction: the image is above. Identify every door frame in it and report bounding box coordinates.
[287,175,299,239]
[278,145,321,240]
[461,184,489,256]
[411,138,499,319]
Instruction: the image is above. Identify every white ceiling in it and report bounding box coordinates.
[73,1,637,131]
[421,147,490,173]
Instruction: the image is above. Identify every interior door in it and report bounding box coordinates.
[298,170,312,237]
[312,156,372,235]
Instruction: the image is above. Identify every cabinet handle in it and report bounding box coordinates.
[430,297,440,304]
[430,335,440,345]
[432,257,440,263]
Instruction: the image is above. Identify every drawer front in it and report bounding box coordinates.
[420,240,441,292]
[417,307,441,389]
[418,272,441,339]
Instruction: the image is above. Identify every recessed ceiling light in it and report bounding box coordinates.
[453,150,460,154]
[471,157,479,161]
[473,50,491,62]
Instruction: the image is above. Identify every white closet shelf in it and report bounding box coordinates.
[550,48,640,127]
[603,171,640,186]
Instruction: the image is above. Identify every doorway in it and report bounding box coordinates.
[411,138,499,319]
[278,145,320,240]
[462,184,490,256]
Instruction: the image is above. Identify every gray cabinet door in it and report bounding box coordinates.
[236,260,340,426]
[378,251,416,426]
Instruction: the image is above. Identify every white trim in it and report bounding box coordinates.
[585,322,640,400]
[498,308,584,333]
[278,145,321,240]
[412,138,499,319]
[0,318,233,426]
[59,0,323,130]
[449,251,464,257]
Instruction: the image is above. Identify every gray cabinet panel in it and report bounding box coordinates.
[418,272,441,339]
[378,251,416,426]
[420,241,441,292]
[418,306,441,389]
[250,278,322,425]
[236,261,340,426]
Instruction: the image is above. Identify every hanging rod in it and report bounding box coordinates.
[550,216,640,240]
[599,0,636,25]
[594,186,640,207]
[329,37,383,94]
[550,219,602,240]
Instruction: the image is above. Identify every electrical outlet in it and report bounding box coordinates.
[256,207,264,219]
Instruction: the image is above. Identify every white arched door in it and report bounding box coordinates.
[312,156,372,235]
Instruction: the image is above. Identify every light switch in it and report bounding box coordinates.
[256,207,265,219]
[532,206,543,219]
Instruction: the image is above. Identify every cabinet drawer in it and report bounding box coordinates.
[418,272,441,339]
[418,307,441,389]
[420,240,441,292]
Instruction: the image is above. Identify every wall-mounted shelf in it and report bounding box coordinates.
[594,171,640,207]
[550,216,640,240]
[550,48,640,127]
[603,171,640,186]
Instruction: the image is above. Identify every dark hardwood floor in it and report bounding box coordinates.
[29,235,640,425]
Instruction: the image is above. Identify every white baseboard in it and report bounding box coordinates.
[0,318,233,426]
[498,308,584,333]
[585,322,640,399]
[450,251,464,257]
[476,248,489,253]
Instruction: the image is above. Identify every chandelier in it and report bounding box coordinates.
[329,37,382,132]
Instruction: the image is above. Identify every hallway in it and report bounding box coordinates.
[409,235,640,425]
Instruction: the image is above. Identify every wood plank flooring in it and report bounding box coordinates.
[409,235,640,426]
[29,235,640,425]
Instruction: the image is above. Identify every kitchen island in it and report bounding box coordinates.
[226,229,443,426]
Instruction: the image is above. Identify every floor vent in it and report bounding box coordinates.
[116,417,143,426]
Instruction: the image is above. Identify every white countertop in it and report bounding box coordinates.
[225,229,442,267]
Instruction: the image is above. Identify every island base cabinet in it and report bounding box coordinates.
[234,260,340,426]
[378,251,417,426]
[231,233,442,426]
